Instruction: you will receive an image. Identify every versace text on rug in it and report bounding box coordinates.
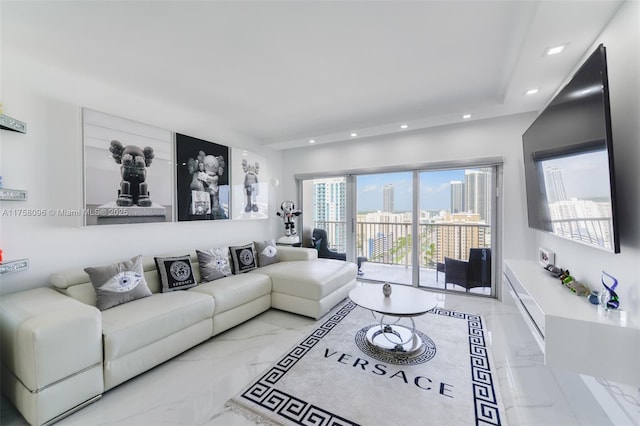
[227,301,506,426]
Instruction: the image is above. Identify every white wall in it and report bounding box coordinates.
[0,51,284,295]
[281,1,640,324]
[535,0,640,322]
[281,111,538,275]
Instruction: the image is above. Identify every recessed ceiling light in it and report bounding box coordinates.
[400,124,408,129]
[546,45,565,56]
[526,88,539,95]
[350,132,358,137]
[462,114,471,119]
[308,139,316,144]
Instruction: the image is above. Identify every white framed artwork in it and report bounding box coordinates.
[231,149,268,220]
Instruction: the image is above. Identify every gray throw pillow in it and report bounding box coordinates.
[196,247,232,282]
[229,243,257,274]
[254,239,278,267]
[154,255,197,292]
[84,255,152,311]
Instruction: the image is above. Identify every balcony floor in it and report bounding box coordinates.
[358,261,492,296]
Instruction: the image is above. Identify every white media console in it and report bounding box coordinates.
[504,259,640,385]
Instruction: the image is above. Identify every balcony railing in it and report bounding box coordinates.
[314,220,491,268]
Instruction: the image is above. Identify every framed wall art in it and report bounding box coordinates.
[231,149,268,220]
[83,108,174,225]
[175,133,230,221]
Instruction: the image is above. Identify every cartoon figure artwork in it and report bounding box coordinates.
[187,150,226,219]
[109,140,154,207]
[277,201,302,236]
[242,159,260,213]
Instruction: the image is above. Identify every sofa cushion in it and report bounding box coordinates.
[100,291,213,363]
[258,259,357,300]
[154,255,197,292]
[196,247,232,282]
[254,239,279,267]
[189,273,271,315]
[229,243,257,274]
[84,255,152,310]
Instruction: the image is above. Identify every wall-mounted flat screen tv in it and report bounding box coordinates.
[522,43,620,253]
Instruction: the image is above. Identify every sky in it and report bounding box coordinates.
[356,170,465,212]
[541,149,611,200]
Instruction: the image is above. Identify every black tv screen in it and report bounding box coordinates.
[522,43,620,253]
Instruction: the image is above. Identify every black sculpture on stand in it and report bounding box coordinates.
[109,140,154,207]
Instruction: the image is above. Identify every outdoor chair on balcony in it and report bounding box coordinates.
[443,248,491,292]
[312,228,367,275]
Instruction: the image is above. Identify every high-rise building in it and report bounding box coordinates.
[544,166,568,203]
[313,178,346,250]
[450,180,464,213]
[383,184,394,213]
[464,169,491,224]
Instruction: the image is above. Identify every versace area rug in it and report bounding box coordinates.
[227,301,506,426]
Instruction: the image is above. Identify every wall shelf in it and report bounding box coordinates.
[0,188,28,201]
[0,114,26,133]
[0,259,29,275]
[504,259,639,385]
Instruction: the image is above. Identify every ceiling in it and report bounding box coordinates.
[2,0,625,149]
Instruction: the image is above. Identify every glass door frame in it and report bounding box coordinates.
[295,157,504,298]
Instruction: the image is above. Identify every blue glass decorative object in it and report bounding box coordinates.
[598,270,620,309]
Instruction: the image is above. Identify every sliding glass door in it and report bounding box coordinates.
[356,172,414,285]
[298,162,500,297]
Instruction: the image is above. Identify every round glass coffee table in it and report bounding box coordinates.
[349,283,439,358]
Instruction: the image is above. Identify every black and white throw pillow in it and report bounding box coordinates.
[154,255,197,292]
[229,243,257,274]
[84,255,152,310]
[254,239,278,267]
[196,246,232,282]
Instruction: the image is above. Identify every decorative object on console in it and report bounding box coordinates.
[154,255,197,292]
[84,254,152,310]
[598,270,620,309]
[229,243,258,274]
[231,149,269,220]
[383,282,392,297]
[538,247,555,268]
[588,290,600,305]
[83,108,173,225]
[196,246,232,282]
[254,239,279,267]
[544,264,563,277]
[176,133,229,221]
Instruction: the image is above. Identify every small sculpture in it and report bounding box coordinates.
[109,140,154,207]
[598,270,620,309]
[277,201,301,236]
[242,159,260,213]
[383,282,392,297]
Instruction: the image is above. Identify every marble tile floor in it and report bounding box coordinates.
[0,289,623,426]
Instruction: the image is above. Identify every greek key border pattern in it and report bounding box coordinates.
[430,308,502,425]
[241,301,360,425]
[241,303,501,426]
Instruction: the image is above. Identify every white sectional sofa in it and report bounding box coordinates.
[0,245,357,426]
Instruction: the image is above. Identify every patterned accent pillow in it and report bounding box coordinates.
[154,255,197,292]
[84,255,152,311]
[196,247,232,282]
[254,239,278,267]
[229,243,257,274]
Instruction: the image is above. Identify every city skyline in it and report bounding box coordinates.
[356,170,467,212]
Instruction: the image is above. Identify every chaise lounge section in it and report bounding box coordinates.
[0,245,357,425]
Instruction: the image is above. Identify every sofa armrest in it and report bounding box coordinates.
[277,246,318,262]
[0,287,103,392]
